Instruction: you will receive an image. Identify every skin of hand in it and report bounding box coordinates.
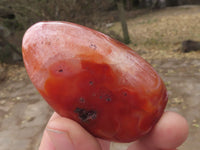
[39,111,189,150]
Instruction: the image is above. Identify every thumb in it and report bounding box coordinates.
[39,112,102,150]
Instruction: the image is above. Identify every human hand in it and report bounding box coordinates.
[39,111,188,150]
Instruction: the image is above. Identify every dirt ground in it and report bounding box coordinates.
[0,56,200,150]
[0,5,200,150]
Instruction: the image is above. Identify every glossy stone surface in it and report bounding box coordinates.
[22,21,168,142]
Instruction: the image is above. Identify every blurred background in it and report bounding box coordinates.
[0,0,200,150]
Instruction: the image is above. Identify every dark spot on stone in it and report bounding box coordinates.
[89,81,93,85]
[58,69,63,72]
[75,107,82,113]
[79,97,85,103]
[75,108,97,122]
[123,92,127,96]
[98,88,113,102]
[90,43,97,50]
[106,97,112,102]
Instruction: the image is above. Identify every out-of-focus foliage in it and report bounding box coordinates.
[0,0,200,62]
[1,0,200,31]
[0,0,116,30]
[0,0,116,62]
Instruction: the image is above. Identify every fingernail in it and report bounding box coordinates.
[47,128,75,150]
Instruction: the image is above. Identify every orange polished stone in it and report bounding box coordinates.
[22,21,168,142]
